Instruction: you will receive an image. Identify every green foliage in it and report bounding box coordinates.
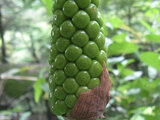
[108,42,139,55]
[34,77,46,103]
[111,33,127,43]
[4,80,32,98]
[140,52,160,71]
[108,17,123,28]
[140,21,155,33]
[98,0,160,120]
[145,34,160,43]
[42,0,54,16]
[34,68,48,103]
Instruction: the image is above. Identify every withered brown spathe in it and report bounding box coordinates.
[69,62,111,120]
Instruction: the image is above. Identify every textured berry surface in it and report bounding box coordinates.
[72,11,90,29]
[49,0,107,116]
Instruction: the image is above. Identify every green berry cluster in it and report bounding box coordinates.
[49,0,107,116]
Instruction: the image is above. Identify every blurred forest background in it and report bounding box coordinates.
[0,0,160,120]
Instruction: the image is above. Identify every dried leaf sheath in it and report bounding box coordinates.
[69,63,111,120]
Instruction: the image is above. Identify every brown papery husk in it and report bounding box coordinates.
[66,62,111,120]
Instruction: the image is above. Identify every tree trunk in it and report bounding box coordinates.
[0,6,7,63]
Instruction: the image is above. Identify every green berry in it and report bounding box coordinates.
[86,21,100,39]
[49,65,56,76]
[75,0,91,9]
[49,75,56,91]
[65,95,77,108]
[100,27,104,33]
[63,0,79,17]
[54,86,66,100]
[96,12,103,27]
[52,100,68,115]
[49,45,59,65]
[54,54,67,69]
[91,0,100,7]
[56,37,70,52]
[89,60,103,77]
[103,45,108,53]
[53,10,66,26]
[53,70,66,85]
[71,31,89,47]
[64,63,79,77]
[53,0,66,11]
[85,4,98,20]
[51,25,60,44]
[72,11,90,29]
[60,20,76,38]
[96,50,107,65]
[76,55,92,70]
[76,71,90,85]
[76,86,88,97]
[88,78,100,89]
[94,32,105,49]
[49,92,57,105]
[83,41,99,58]
[65,45,82,61]
[63,78,79,93]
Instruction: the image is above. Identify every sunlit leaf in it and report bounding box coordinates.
[121,68,134,77]
[145,34,160,43]
[140,52,160,71]
[108,42,139,56]
[42,0,53,16]
[108,17,123,28]
[140,20,155,33]
[34,77,46,103]
[111,33,127,43]
[145,8,159,18]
